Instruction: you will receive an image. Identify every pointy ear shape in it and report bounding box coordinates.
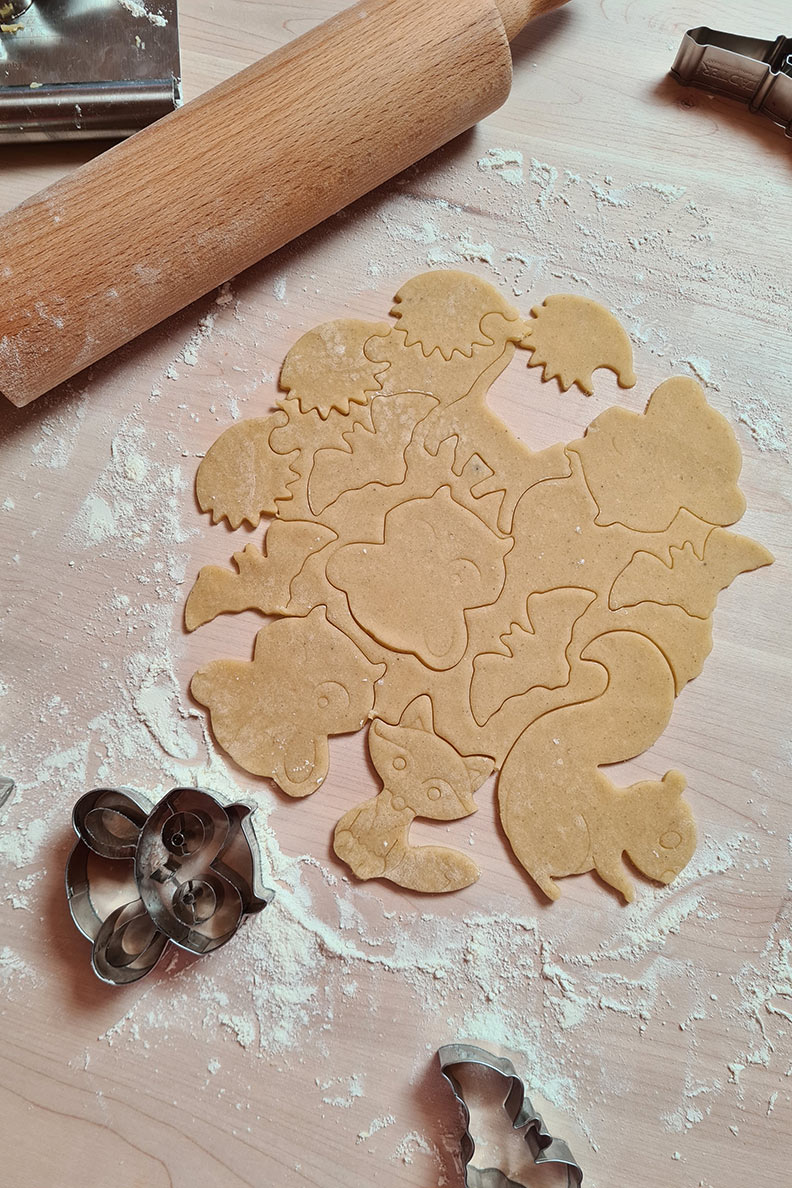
[463,755,495,793]
[399,695,435,734]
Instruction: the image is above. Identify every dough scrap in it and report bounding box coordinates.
[188,270,772,901]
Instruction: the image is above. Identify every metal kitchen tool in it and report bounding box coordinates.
[0,775,15,807]
[66,785,273,985]
[670,26,792,136]
[0,0,181,142]
[438,1043,583,1187]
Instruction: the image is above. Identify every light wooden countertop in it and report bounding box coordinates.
[1,3,790,1187]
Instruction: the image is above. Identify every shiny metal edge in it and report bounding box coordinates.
[0,79,181,141]
[438,1043,584,1187]
[670,26,792,136]
[1,0,181,140]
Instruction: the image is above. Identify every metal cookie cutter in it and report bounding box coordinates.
[66,785,273,985]
[438,1043,583,1187]
[670,27,792,136]
[0,775,15,808]
[0,0,181,142]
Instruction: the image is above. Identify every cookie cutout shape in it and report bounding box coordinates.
[196,412,296,529]
[280,320,391,419]
[190,607,381,797]
[185,520,336,631]
[470,588,596,726]
[327,487,510,671]
[521,294,637,394]
[391,270,522,359]
[610,529,774,619]
[308,392,437,515]
[569,375,746,531]
[334,697,493,892]
[497,631,694,903]
[188,270,772,901]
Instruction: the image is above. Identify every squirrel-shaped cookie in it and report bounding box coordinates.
[334,697,493,892]
[497,631,696,902]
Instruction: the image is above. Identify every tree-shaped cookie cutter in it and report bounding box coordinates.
[438,1043,583,1186]
[66,785,273,985]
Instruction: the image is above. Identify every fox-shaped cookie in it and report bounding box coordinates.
[334,697,493,892]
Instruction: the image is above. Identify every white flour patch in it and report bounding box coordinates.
[74,493,117,543]
[477,147,524,187]
[180,312,217,367]
[0,946,39,989]
[117,0,167,26]
[1,145,787,1188]
[320,1073,365,1108]
[732,390,788,454]
[357,1114,396,1142]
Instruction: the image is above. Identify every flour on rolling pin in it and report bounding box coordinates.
[0,0,569,407]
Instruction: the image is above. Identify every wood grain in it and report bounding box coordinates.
[0,3,790,1188]
[0,0,568,408]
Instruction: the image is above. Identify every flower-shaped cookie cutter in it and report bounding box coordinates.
[66,785,274,985]
[438,1043,583,1186]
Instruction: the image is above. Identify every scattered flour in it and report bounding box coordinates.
[357,1114,396,1142]
[1,145,788,1188]
[0,945,39,988]
[732,390,788,454]
[180,312,217,367]
[477,148,524,187]
[117,0,167,27]
[320,1073,365,1108]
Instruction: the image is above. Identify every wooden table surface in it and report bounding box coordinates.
[1,3,790,1186]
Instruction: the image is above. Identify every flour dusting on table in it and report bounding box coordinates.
[1,146,788,1188]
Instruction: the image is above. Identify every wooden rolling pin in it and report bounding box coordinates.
[0,0,568,407]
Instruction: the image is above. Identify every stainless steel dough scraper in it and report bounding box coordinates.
[0,0,181,141]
